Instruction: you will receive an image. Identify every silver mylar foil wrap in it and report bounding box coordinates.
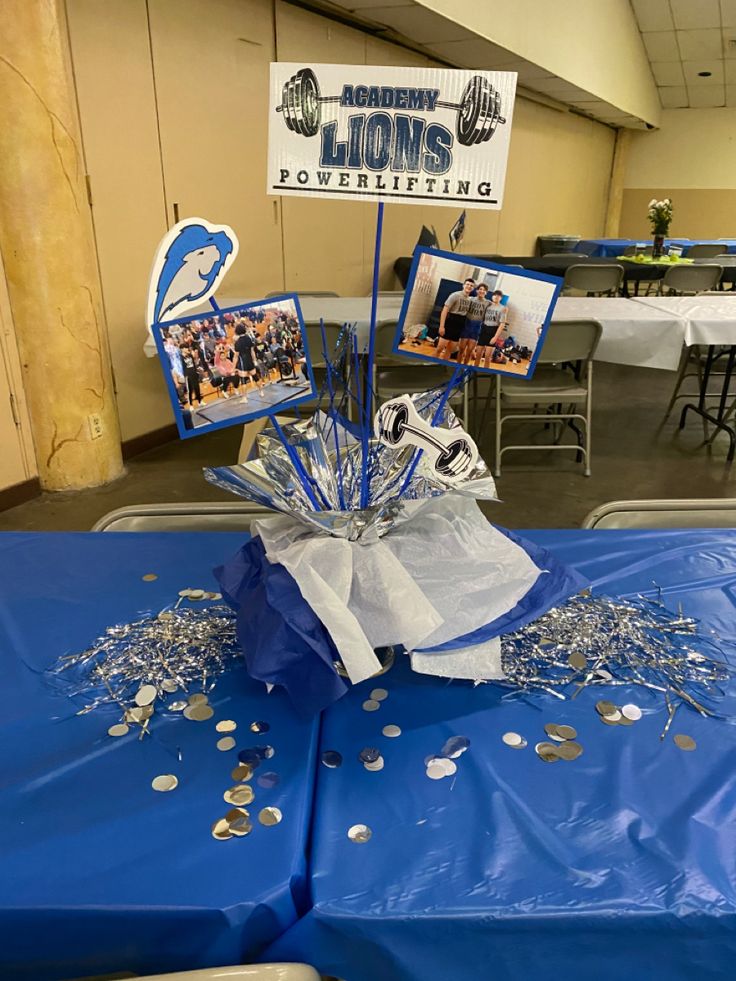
[204,390,498,542]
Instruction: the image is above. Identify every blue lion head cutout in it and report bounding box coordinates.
[150,221,237,325]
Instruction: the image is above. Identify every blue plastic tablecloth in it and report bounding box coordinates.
[576,238,736,258]
[0,532,319,981]
[265,529,736,981]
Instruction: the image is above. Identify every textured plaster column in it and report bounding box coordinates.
[0,0,123,490]
[604,128,632,239]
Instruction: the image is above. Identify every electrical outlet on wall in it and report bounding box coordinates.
[88,413,103,440]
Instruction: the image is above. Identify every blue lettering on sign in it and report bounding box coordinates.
[340,85,440,110]
[423,124,453,174]
[364,113,392,170]
[392,114,424,173]
[319,112,454,174]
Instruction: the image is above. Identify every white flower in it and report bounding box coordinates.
[648,199,657,207]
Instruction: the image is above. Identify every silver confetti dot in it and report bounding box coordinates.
[502,731,523,747]
[151,774,178,792]
[216,720,237,733]
[217,736,236,752]
[321,750,343,768]
[135,684,157,707]
[370,688,388,702]
[258,806,282,826]
[382,725,401,738]
[621,704,642,721]
[674,733,696,751]
[108,723,129,738]
[348,823,372,843]
[362,699,380,712]
[168,700,187,712]
[250,721,270,734]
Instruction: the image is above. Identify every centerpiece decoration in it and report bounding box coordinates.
[647,197,673,257]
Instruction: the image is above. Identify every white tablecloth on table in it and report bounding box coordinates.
[551,296,686,370]
[630,295,736,347]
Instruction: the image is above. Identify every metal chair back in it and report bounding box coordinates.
[582,498,736,529]
[91,502,274,532]
[303,321,345,369]
[623,245,653,256]
[563,263,624,296]
[686,244,724,258]
[538,318,602,364]
[662,263,722,294]
[266,290,339,298]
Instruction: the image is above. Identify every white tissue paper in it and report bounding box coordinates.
[254,496,541,683]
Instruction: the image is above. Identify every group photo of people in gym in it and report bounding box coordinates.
[396,249,559,377]
[155,298,314,433]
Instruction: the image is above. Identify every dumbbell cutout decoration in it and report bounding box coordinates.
[276,68,506,147]
[375,395,479,484]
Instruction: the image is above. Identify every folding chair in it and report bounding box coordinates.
[582,498,736,529]
[562,263,624,296]
[660,263,722,295]
[495,319,602,477]
[686,244,724,259]
[91,502,273,532]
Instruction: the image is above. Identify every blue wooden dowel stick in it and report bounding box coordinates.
[209,297,221,311]
[361,200,385,509]
[271,415,323,511]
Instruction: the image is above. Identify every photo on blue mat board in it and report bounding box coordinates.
[394,247,562,379]
[153,295,316,438]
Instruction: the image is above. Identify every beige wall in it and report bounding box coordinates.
[620,108,736,238]
[63,0,616,447]
[418,0,660,125]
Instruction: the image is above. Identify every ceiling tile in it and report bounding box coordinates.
[651,60,687,84]
[670,0,720,29]
[659,85,690,106]
[528,78,592,99]
[642,30,680,60]
[682,58,725,82]
[422,38,520,65]
[676,28,723,59]
[686,83,726,105]
[722,0,736,28]
[361,6,471,42]
[632,0,674,32]
[726,82,736,103]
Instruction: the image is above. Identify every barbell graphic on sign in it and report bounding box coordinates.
[276,68,507,147]
[375,395,478,483]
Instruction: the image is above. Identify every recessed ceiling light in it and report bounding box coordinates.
[698,71,712,77]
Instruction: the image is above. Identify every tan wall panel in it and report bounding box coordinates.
[276,2,369,296]
[0,250,36,490]
[498,100,615,255]
[621,189,736,240]
[66,0,171,442]
[149,0,282,296]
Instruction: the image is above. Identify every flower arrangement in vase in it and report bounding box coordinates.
[647,198,673,257]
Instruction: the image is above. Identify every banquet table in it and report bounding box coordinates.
[631,294,736,458]
[576,238,736,258]
[0,532,319,981]
[552,296,686,370]
[264,528,736,981]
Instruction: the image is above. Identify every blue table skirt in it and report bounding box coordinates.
[264,530,736,981]
[0,533,319,981]
[577,238,736,258]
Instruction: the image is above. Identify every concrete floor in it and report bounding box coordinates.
[1,360,734,532]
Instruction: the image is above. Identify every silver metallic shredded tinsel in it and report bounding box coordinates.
[48,604,240,716]
[500,591,735,724]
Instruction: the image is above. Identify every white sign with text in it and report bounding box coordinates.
[267,64,517,210]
